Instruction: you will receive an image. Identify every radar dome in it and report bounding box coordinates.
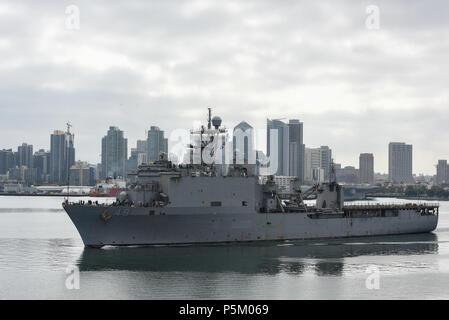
[119,191,128,202]
[212,116,222,129]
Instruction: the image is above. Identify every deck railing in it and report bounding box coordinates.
[343,202,439,210]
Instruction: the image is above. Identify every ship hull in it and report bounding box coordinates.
[63,204,439,247]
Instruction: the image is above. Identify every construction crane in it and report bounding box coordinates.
[66,121,72,134]
[295,183,322,211]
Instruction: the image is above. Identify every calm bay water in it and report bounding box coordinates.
[1,196,449,299]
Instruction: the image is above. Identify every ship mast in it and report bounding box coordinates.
[202,107,212,166]
[330,159,337,184]
[66,121,72,203]
[207,107,212,130]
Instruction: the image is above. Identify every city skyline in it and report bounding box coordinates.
[1,1,449,174]
[0,120,444,176]
[0,121,446,177]
[0,121,444,180]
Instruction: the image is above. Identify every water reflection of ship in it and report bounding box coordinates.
[77,233,438,276]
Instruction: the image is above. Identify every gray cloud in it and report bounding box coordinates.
[0,0,448,174]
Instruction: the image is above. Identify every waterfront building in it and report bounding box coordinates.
[23,167,37,184]
[126,147,148,176]
[136,140,147,156]
[304,148,321,183]
[388,142,414,184]
[0,149,15,174]
[359,153,374,184]
[336,166,359,184]
[50,130,75,184]
[126,149,139,175]
[7,166,37,184]
[17,143,33,168]
[101,126,128,179]
[3,183,24,193]
[33,149,50,183]
[374,173,389,184]
[436,160,449,185]
[267,119,289,176]
[95,163,102,181]
[288,120,305,184]
[320,146,332,181]
[69,161,95,186]
[147,126,168,163]
[7,167,22,181]
[304,146,332,183]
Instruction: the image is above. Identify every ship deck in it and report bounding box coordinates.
[342,203,439,210]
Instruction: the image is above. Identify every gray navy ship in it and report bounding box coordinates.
[63,112,439,248]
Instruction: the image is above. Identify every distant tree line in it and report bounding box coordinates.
[377,184,449,199]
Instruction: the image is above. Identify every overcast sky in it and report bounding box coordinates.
[1,0,448,174]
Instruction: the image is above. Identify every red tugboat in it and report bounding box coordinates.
[89,178,126,197]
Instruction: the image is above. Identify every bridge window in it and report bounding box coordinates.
[211,201,222,207]
[242,201,248,206]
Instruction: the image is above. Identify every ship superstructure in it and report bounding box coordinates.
[63,110,439,248]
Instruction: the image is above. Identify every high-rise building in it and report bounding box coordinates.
[95,163,102,181]
[267,119,289,176]
[359,153,374,184]
[436,160,449,185]
[288,120,305,183]
[33,149,51,183]
[336,166,359,183]
[304,146,332,183]
[0,149,15,174]
[388,142,414,184]
[304,147,321,183]
[233,121,255,165]
[7,166,37,184]
[17,143,33,168]
[136,140,147,157]
[23,167,37,184]
[101,126,128,179]
[124,139,148,177]
[69,161,95,186]
[7,167,23,181]
[320,146,332,182]
[147,126,167,163]
[126,149,139,175]
[50,130,75,184]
